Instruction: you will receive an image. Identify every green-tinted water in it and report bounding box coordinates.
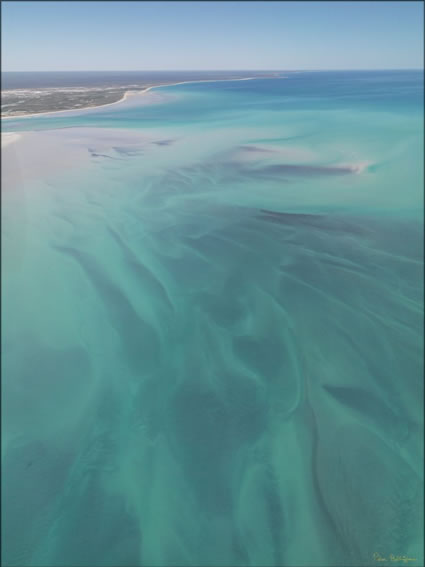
[2,72,423,566]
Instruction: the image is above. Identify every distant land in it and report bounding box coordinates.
[1,70,281,117]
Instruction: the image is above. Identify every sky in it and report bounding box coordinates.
[1,1,423,71]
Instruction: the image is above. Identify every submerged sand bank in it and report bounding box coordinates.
[1,125,177,190]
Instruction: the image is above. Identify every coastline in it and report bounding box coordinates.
[1,76,261,121]
[1,89,143,121]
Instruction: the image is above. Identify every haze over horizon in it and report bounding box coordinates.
[3,68,423,73]
[2,1,423,72]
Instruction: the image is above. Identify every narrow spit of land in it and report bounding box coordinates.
[1,72,281,118]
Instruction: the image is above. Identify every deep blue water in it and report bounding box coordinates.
[2,70,277,89]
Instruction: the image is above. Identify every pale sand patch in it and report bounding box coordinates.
[2,132,21,147]
[343,161,372,174]
[1,129,89,191]
[1,127,159,190]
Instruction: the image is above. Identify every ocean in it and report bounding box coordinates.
[2,70,424,566]
[1,70,277,90]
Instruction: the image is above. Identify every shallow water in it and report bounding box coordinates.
[2,71,424,566]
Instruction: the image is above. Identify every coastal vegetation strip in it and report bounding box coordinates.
[1,74,279,119]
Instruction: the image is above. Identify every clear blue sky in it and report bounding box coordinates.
[1,1,423,71]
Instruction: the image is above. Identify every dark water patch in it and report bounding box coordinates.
[2,441,77,567]
[88,149,122,161]
[4,337,92,433]
[248,133,317,144]
[304,397,352,561]
[256,163,357,177]
[315,424,422,564]
[264,470,285,567]
[161,249,220,289]
[106,226,174,312]
[54,245,160,373]
[258,209,369,236]
[152,139,175,146]
[167,381,234,513]
[322,384,401,437]
[184,231,241,267]
[232,335,285,382]
[221,371,268,443]
[45,474,141,566]
[166,370,269,518]
[197,290,246,328]
[238,145,276,153]
[174,161,265,186]
[173,158,358,189]
[112,146,144,156]
[259,209,326,225]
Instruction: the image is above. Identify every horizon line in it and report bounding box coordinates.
[2,68,424,73]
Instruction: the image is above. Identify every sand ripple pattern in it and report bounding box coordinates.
[2,73,423,567]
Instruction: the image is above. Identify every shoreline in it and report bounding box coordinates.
[1,89,143,121]
[1,76,264,121]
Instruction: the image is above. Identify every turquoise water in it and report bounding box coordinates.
[2,71,424,566]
